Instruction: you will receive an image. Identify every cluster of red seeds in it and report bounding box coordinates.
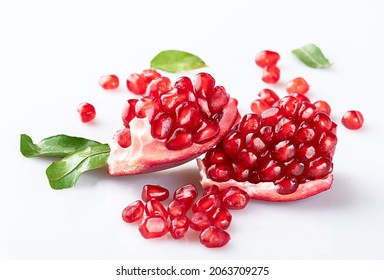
[122,183,249,248]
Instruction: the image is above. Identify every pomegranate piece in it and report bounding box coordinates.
[199,226,231,248]
[286,77,310,95]
[99,74,119,90]
[138,216,169,239]
[107,72,239,176]
[122,200,144,223]
[77,102,96,123]
[262,65,280,84]
[341,110,364,130]
[255,50,280,67]
[141,184,169,202]
[198,95,338,201]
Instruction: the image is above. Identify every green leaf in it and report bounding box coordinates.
[150,50,207,73]
[45,144,110,190]
[292,43,332,68]
[20,134,101,158]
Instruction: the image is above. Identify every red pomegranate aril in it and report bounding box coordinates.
[236,149,258,169]
[245,134,267,155]
[192,193,221,216]
[204,146,229,164]
[261,107,283,126]
[306,157,332,180]
[115,127,132,148]
[274,117,296,141]
[138,216,169,239]
[297,144,316,162]
[314,100,331,115]
[312,112,332,132]
[194,72,215,98]
[296,123,316,143]
[77,102,96,123]
[262,65,280,84]
[127,73,147,95]
[279,96,301,118]
[189,212,212,231]
[286,77,310,95]
[173,184,198,209]
[222,131,244,159]
[273,140,295,162]
[151,112,174,140]
[165,128,193,150]
[174,76,194,96]
[251,99,270,115]
[170,216,190,239]
[255,50,280,67]
[99,74,119,90]
[208,86,230,114]
[239,113,261,136]
[141,184,170,202]
[298,102,317,122]
[145,199,169,218]
[160,88,188,112]
[200,226,230,248]
[276,177,299,195]
[221,186,250,210]
[141,69,161,84]
[259,159,282,182]
[145,76,172,98]
[194,120,220,144]
[258,88,280,106]
[285,159,305,177]
[122,99,139,127]
[168,199,187,218]
[318,132,338,155]
[258,126,274,143]
[135,96,160,122]
[342,110,364,130]
[289,92,311,103]
[175,102,202,129]
[230,161,250,182]
[212,207,232,230]
[122,200,144,223]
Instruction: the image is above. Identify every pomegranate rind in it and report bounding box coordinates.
[107,99,239,176]
[197,158,333,202]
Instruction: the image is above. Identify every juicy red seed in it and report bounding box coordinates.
[203,185,221,196]
[221,186,250,210]
[99,74,119,90]
[341,110,364,130]
[276,177,299,195]
[174,76,194,95]
[312,112,332,132]
[318,132,338,155]
[239,113,261,136]
[289,92,311,103]
[151,112,174,140]
[236,149,258,169]
[189,212,212,231]
[262,65,280,84]
[141,184,170,202]
[261,107,283,126]
[230,161,250,182]
[279,96,301,118]
[314,100,331,115]
[173,184,198,209]
[135,96,160,122]
[286,77,310,95]
[207,164,231,182]
[250,99,270,115]
[122,200,144,223]
[245,134,267,155]
[259,126,274,143]
[296,123,316,143]
[194,120,220,144]
[255,50,280,67]
[192,193,221,216]
[208,86,230,114]
[145,76,172,98]
[257,88,280,106]
[273,140,295,162]
[204,147,229,164]
[165,128,193,150]
[168,199,187,218]
[298,102,317,121]
[285,160,305,177]
[306,157,332,180]
[145,199,169,218]
[274,117,296,141]
[212,207,232,230]
[115,127,131,148]
[222,131,244,159]
[77,102,96,123]
[194,72,215,97]
[141,69,161,84]
[175,102,202,129]
[259,159,282,182]
[170,216,190,239]
[160,88,188,112]
[138,216,169,239]
[127,73,147,95]
[297,144,316,161]
[200,226,230,248]
[122,99,138,127]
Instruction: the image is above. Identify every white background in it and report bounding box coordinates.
[1,0,384,262]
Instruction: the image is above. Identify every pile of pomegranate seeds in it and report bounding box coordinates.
[122,183,249,248]
[77,102,96,123]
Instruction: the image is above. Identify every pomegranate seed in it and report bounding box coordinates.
[151,112,174,140]
[261,107,283,126]
[145,76,172,98]
[122,200,144,223]
[170,216,190,239]
[204,147,229,164]
[166,128,193,150]
[296,123,316,143]
[222,131,244,159]
[245,134,267,155]
[306,157,332,180]
[145,199,169,218]
[286,77,310,95]
[168,199,187,217]
[212,207,232,230]
[314,100,331,115]
[175,102,202,129]
[194,72,215,98]
[259,159,282,182]
[135,96,160,122]
[141,69,161,84]
[173,184,199,209]
[257,88,280,106]
[276,177,299,195]
[341,110,364,130]
[208,86,230,114]
[138,216,169,239]
[297,102,317,122]
[255,50,280,67]
[278,96,301,118]
[194,120,220,144]
[189,212,211,231]
[200,226,230,248]
[312,112,332,132]
[141,184,169,202]
[250,99,270,115]
[262,65,280,84]
[77,102,96,123]
[230,161,250,182]
[297,144,316,162]
[289,92,311,103]
[221,187,249,210]
[236,149,258,169]
[272,140,295,162]
[318,132,338,155]
[274,117,296,141]
[127,73,147,95]
[239,113,261,136]
[160,88,188,112]
[122,99,138,127]
[174,76,194,96]
[192,193,221,216]
[115,127,131,148]
[99,74,119,90]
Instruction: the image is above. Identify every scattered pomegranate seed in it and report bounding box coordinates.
[127,73,147,95]
[257,88,280,106]
[122,200,144,223]
[200,226,231,248]
[262,65,280,84]
[144,199,169,219]
[173,184,198,209]
[255,50,280,67]
[141,184,170,202]
[170,216,190,239]
[286,77,310,95]
[221,187,250,210]
[342,110,364,130]
[251,99,270,115]
[77,102,96,123]
[98,74,119,90]
[212,207,232,230]
[115,127,131,148]
[138,216,169,239]
[314,100,332,115]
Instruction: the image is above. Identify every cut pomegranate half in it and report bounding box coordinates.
[198,95,337,202]
[107,73,240,176]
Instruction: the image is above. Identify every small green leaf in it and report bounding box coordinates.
[150,50,207,73]
[292,43,332,68]
[20,134,101,158]
[45,144,110,190]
